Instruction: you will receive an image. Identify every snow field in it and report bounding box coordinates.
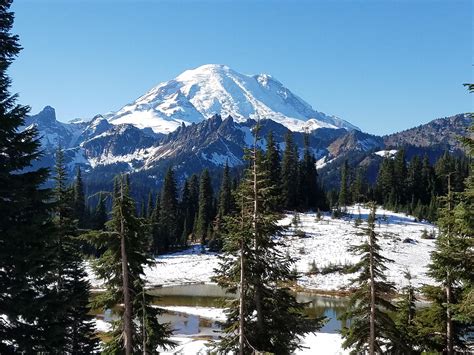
[89,205,437,292]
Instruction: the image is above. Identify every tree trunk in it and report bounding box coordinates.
[120,182,133,355]
[252,137,264,334]
[369,208,376,355]
[239,237,245,355]
[446,175,453,355]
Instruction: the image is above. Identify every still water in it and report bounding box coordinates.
[144,284,349,337]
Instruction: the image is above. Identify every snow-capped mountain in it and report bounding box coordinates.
[106,64,359,133]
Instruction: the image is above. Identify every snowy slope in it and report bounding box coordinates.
[107,64,358,133]
[88,205,436,292]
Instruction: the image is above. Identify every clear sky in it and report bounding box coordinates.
[9,0,473,135]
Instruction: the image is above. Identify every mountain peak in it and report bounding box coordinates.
[106,65,359,134]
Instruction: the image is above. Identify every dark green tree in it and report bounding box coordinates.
[52,147,98,353]
[264,131,281,210]
[73,167,86,228]
[0,1,58,351]
[298,133,320,210]
[93,193,108,231]
[338,159,350,208]
[392,272,419,354]
[214,125,324,354]
[158,168,179,251]
[86,175,174,354]
[281,131,299,210]
[341,203,399,354]
[196,169,213,245]
[217,162,233,217]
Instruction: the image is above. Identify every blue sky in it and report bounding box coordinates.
[9,0,473,134]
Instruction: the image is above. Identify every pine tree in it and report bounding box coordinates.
[264,131,281,210]
[281,131,299,210]
[298,133,320,210]
[86,175,174,353]
[74,167,86,228]
[158,168,178,251]
[338,159,350,208]
[376,156,395,206]
[209,163,233,251]
[217,162,233,217]
[214,124,324,354]
[0,1,59,351]
[393,272,419,353]
[52,147,98,353]
[341,203,399,354]
[93,193,108,230]
[150,192,161,253]
[423,165,473,353]
[196,169,213,245]
[351,168,366,204]
[393,149,407,205]
[146,191,154,219]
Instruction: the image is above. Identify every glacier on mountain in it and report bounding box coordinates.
[106,64,358,134]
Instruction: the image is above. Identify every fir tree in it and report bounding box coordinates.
[338,159,350,208]
[93,193,108,230]
[86,175,174,354]
[52,147,98,353]
[0,1,58,351]
[351,168,366,204]
[217,162,233,217]
[196,169,213,245]
[264,131,281,210]
[341,203,399,354]
[158,168,178,251]
[214,124,324,354]
[393,272,419,354]
[146,191,154,219]
[74,167,86,228]
[299,133,320,210]
[281,131,299,210]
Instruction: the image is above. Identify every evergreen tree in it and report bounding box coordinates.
[150,192,161,253]
[298,133,320,210]
[52,148,98,353]
[341,203,399,354]
[393,272,419,354]
[376,156,395,206]
[264,131,281,210]
[209,163,233,251]
[0,1,58,351]
[93,193,108,230]
[86,175,174,354]
[423,170,473,353]
[74,167,86,228]
[281,131,299,209]
[214,125,324,354]
[351,168,366,204]
[158,168,179,251]
[146,191,154,219]
[217,162,233,217]
[338,159,350,208]
[196,169,213,245]
[393,149,408,206]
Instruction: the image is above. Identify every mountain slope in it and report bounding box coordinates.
[106,64,358,133]
[383,113,470,150]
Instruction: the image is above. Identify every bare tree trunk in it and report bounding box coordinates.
[252,134,264,333]
[369,207,376,355]
[120,180,133,355]
[446,278,453,355]
[446,175,453,355]
[239,236,245,355]
[142,287,147,355]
